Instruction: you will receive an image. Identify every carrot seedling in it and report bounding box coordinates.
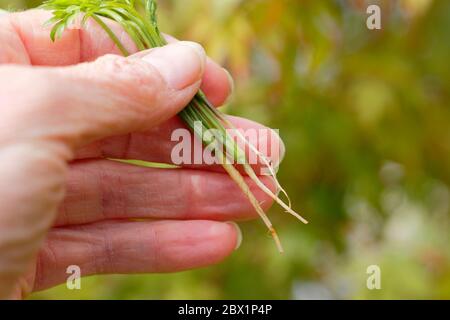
[40,0,307,252]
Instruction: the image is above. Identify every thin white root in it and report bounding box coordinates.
[218,116,308,225]
[206,108,304,252]
[244,164,309,225]
[221,161,284,253]
[221,117,292,208]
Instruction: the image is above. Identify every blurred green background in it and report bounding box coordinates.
[1,0,449,299]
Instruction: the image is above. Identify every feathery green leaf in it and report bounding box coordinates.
[40,0,306,252]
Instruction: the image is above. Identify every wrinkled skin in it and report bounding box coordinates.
[0,10,281,299]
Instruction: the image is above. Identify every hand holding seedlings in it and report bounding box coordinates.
[0,9,281,299]
[40,0,307,252]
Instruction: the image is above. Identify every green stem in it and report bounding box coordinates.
[92,14,130,56]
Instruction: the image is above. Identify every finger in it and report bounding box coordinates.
[164,34,233,107]
[56,159,275,226]
[202,58,233,107]
[0,41,206,151]
[0,9,130,65]
[74,115,285,174]
[33,220,241,292]
[1,9,232,107]
[0,142,67,298]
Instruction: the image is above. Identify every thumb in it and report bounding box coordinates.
[0,41,206,150]
[0,41,205,298]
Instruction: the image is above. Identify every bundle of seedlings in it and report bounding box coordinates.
[40,0,307,252]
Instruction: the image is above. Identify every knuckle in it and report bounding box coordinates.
[148,224,163,271]
[95,54,160,89]
[183,172,203,217]
[98,230,116,273]
[92,55,163,107]
[34,240,58,290]
[1,143,68,211]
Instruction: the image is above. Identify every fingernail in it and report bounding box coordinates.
[273,130,285,170]
[142,41,206,90]
[222,68,235,105]
[279,137,286,164]
[226,222,243,250]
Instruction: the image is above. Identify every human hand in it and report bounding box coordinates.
[0,10,280,299]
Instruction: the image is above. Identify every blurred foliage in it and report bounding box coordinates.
[1,0,449,299]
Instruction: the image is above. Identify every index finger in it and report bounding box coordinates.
[2,9,137,65]
[0,9,233,106]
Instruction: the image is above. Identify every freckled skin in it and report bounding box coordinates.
[0,10,280,299]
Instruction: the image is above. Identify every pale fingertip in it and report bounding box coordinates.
[178,41,206,65]
[226,222,243,250]
[273,130,286,169]
[222,68,235,105]
[142,42,206,90]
